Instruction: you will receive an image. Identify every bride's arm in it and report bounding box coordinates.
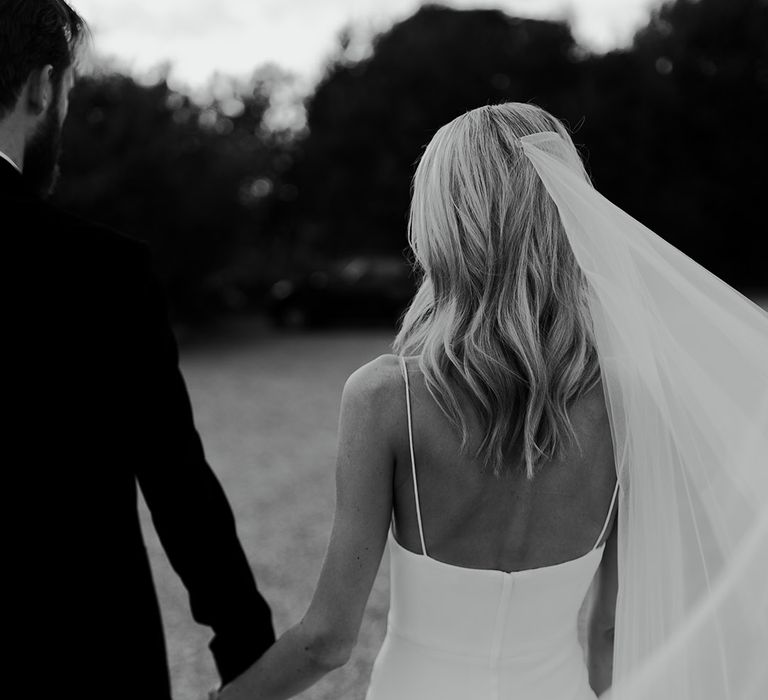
[587,514,618,696]
[217,357,398,700]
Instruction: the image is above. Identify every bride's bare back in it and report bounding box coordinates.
[389,354,617,572]
[216,349,619,700]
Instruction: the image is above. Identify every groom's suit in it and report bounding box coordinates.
[2,159,274,698]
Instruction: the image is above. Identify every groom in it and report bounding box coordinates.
[1,2,274,697]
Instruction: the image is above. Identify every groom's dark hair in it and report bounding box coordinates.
[0,0,88,118]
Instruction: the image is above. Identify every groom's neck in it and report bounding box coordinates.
[0,113,27,172]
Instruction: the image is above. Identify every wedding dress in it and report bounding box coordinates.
[365,357,618,700]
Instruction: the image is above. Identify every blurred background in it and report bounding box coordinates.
[61,0,768,327]
[58,0,767,698]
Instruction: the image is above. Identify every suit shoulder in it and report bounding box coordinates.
[52,205,149,263]
[17,199,153,279]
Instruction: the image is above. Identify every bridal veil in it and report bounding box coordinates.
[520,132,768,700]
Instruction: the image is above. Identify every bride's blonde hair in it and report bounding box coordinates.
[394,102,601,479]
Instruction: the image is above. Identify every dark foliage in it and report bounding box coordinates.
[52,0,768,321]
[280,0,767,289]
[54,70,292,320]
[284,6,581,260]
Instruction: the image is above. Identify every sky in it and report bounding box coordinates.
[72,0,662,91]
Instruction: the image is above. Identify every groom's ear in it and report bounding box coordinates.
[24,65,55,117]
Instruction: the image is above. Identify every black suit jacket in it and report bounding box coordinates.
[2,159,274,698]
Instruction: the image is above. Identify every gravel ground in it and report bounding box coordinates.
[138,324,396,700]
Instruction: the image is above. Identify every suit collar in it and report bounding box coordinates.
[0,157,34,199]
[0,149,21,174]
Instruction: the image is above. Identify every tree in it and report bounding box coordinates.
[55,67,294,320]
[625,0,768,286]
[280,0,767,289]
[53,0,767,323]
[280,5,583,261]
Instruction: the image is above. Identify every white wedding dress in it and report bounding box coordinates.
[366,357,618,700]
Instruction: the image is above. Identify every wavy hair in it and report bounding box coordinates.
[394,102,601,479]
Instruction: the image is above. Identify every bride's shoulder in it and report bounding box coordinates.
[344,354,402,395]
[341,354,404,420]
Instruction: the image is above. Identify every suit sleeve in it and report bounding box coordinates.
[126,242,275,683]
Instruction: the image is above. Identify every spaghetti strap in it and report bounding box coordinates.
[592,478,619,550]
[399,356,428,556]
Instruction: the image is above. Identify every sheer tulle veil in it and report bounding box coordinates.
[519,132,768,700]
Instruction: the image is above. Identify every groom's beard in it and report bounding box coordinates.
[23,99,64,199]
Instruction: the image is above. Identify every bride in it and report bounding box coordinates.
[215,103,768,700]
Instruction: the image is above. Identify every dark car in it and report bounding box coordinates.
[268,255,416,327]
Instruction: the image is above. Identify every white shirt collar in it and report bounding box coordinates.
[0,149,22,174]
